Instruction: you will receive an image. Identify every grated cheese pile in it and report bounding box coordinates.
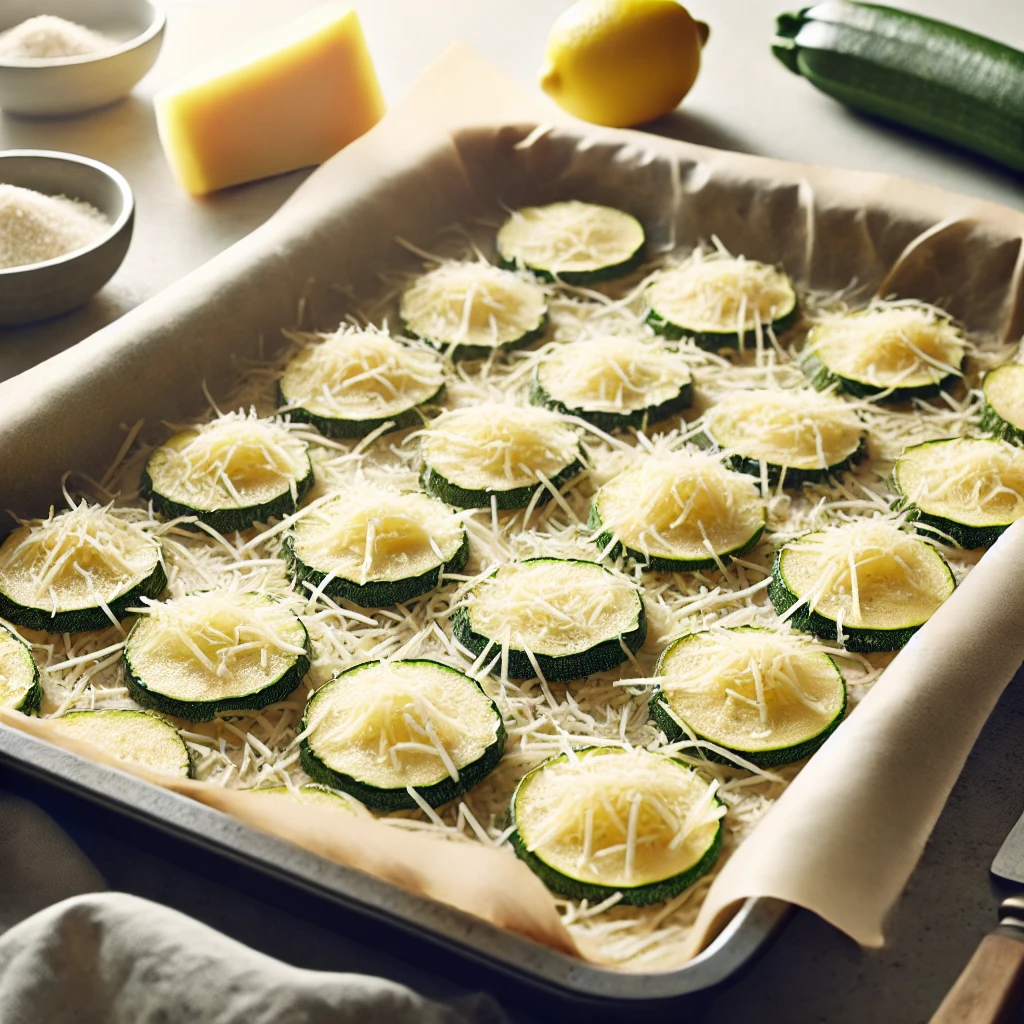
[0,15,115,62]
[0,184,109,271]
[11,218,1013,973]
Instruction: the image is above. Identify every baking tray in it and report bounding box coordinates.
[0,728,789,1019]
[1,49,1022,1015]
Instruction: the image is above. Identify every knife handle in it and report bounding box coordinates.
[930,896,1024,1024]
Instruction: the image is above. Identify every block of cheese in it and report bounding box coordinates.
[155,4,385,196]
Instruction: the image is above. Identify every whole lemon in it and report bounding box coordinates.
[540,0,709,128]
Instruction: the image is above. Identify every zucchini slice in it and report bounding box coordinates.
[285,489,468,607]
[531,338,693,432]
[496,201,645,284]
[400,262,548,360]
[278,328,445,439]
[510,746,724,906]
[49,709,192,777]
[420,404,583,510]
[650,627,846,768]
[141,414,313,534]
[645,258,798,349]
[300,659,505,811]
[249,782,371,816]
[769,520,955,652]
[124,591,310,721]
[894,437,1024,549]
[0,504,166,634]
[800,307,966,401]
[452,558,646,682]
[981,364,1024,443]
[590,451,766,572]
[700,388,866,485]
[0,624,40,714]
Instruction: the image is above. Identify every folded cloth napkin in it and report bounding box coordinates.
[0,792,506,1024]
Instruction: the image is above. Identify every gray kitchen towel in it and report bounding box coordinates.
[0,794,506,1024]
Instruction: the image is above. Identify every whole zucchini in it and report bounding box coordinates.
[773,2,1024,172]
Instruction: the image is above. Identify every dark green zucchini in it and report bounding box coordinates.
[496,201,645,284]
[0,505,166,634]
[893,436,1024,549]
[509,746,723,906]
[649,627,847,768]
[451,558,646,681]
[284,490,468,607]
[0,624,40,714]
[768,520,955,652]
[300,659,505,811]
[980,364,1024,444]
[124,591,310,721]
[774,2,1024,173]
[530,338,692,433]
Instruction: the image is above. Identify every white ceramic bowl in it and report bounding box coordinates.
[0,0,165,117]
[0,150,134,327]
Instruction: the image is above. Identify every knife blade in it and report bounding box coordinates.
[928,807,1024,1024]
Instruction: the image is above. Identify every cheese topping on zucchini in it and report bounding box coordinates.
[981,364,1024,442]
[453,558,646,681]
[894,437,1024,548]
[400,263,547,357]
[279,328,445,437]
[652,628,846,767]
[702,388,865,481]
[496,201,645,282]
[646,258,797,342]
[533,338,692,430]
[770,520,955,651]
[0,503,165,633]
[511,747,724,905]
[420,404,582,509]
[802,307,965,397]
[124,591,309,720]
[249,782,370,816]
[592,452,766,571]
[300,660,505,809]
[286,489,467,606]
[143,413,312,532]
[49,709,192,777]
[0,625,40,713]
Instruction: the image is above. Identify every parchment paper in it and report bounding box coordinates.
[1,45,1024,968]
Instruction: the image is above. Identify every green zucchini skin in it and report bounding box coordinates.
[277,381,445,440]
[773,2,1024,173]
[508,824,721,907]
[900,506,1008,551]
[299,660,506,811]
[141,463,315,535]
[451,596,647,682]
[646,304,798,351]
[647,685,847,770]
[587,502,765,573]
[799,347,961,403]
[497,250,644,287]
[403,317,549,363]
[0,560,167,635]
[530,372,692,434]
[420,457,584,511]
[767,547,951,653]
[693,430,868,488]
[284,531,469,607]
[123,621,311,722]
[0,625,41,715]
[979,401,1024,445]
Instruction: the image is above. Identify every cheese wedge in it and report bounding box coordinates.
[155,4,385,196]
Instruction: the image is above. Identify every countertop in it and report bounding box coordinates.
[1,1,1023,1021]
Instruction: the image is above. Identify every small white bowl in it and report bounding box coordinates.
[0,0,165,118]
[0,150,134,327]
